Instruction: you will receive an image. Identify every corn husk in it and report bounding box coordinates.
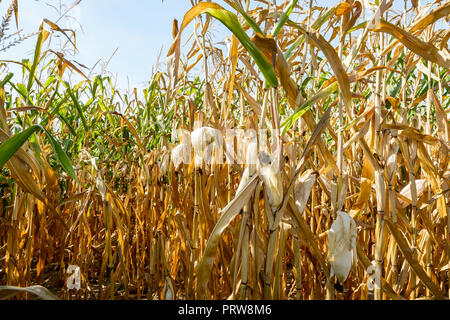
[157,148,170,178]
[294,170,317,213]
[258,151,283,209]
[327,211,357,283]
[171,129,192,170]
[171,142,191,170]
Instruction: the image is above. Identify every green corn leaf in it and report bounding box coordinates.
[0,124,77,182]
[64,81,89,132]
[168,2,278,88]
[272,0,298,37]
[27,23,48,96]
[203,5,278,87]
[0,125,40,170]
[281,83,338,135]
[39,125,77,182]
[0,73,13,89]
[229,0,264,35]
[14,83,29,101]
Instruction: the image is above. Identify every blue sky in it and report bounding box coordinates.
[0,0,228,91]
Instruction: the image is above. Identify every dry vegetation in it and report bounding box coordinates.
[0,0,449,300]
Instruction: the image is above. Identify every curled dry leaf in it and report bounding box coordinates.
[371,20,450,70]
[294,170,316,213]
[335,2,352,16]
[398,179,427,208]
[0,285,59,300]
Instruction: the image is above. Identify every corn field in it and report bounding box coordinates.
[0,0,449,300]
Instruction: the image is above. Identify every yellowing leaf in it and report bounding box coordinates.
[167,2,278,87]
[336,2,352,16]
[371,20,450,69]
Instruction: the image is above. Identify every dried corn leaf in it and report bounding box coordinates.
[409,2,450,34]
[385,219,445,299]
[371,20,450,70]
[350,177,372,217]
[397,179,427,208]
[0,285,59,300]
[196,175,259,299]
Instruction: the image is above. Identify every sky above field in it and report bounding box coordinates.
[0,0,226,91]
[0,0,437,92]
